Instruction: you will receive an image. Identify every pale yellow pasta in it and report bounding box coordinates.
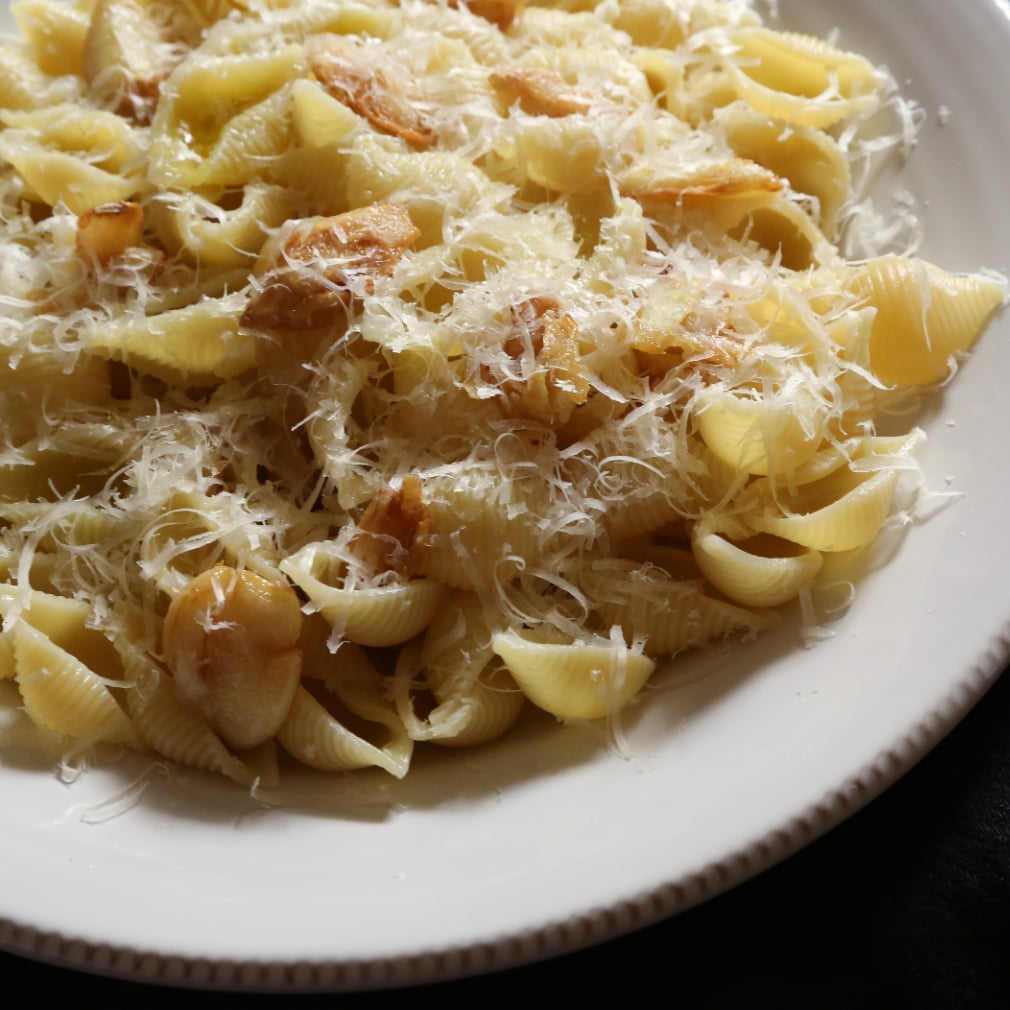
[727,194,833,271]
[722,28,883,129]
[149,184,296,268]
[3,103,144,170]
[125,664,256,786]
[13,622,140,747]
[0,39,82,110]
[406,592,525,747]
[0,138,138,214]
[138,490,284,598]
[86,291,258,383]
[618,156,783,230]
[691,529,823,608]
[0,587,123,679]
[848,256,1008,386]
[294,634,414,772]
[508,116,607,194]
[716,103,851,232]
[281,541,447,647]
[695,384,828,477]
[578,561,778,657]
[418,465,573,590]
[344,139,508,248]
[290,77,366,148]
[11,0,89,78]
[826,306,884,429]
[192,86,297,189]
[749,465,900,552]
[491,628,656,722]
[148,47,302,188]
[277,684,412,778]
[605,0,760,49]
[0,422,134,501]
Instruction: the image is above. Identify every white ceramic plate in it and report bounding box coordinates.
[1,0,1008,991]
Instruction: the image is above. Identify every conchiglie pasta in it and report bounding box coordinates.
[722,28,883,129]
[124,662,258,786]
[691,529,823,607]
[847,256,1008,387]
[0,140,139,213]
[149,184,296,268]
[695,384,828,477]
[578,561,777,656]
[13,622,141,747]
[281,541,447,647]
[149,47,301,188]
[727,195,833,271]
[410,592,525,747]
[418,465,575,589]
[0,39,81,110]
[749,464,901,552]
[0,587,123,679]
[277,684,412,778]
[618,156,784,231]
[290,77,366,147]
[85,291,257,384]
[11,0,89,78]
[491,628,656,721]
[716,102,851,232]
[344,138,509,248]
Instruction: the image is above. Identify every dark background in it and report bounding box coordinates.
[2,664,1008,1008]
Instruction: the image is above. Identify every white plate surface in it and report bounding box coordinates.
[1,0,1009,991]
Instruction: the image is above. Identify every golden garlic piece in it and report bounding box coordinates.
[163,565,303,751]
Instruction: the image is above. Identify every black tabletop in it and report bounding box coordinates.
[3,663,1009,1008]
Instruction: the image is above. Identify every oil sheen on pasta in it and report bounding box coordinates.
[0,0,1005,787]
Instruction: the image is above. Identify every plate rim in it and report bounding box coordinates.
[2,629,1005,991]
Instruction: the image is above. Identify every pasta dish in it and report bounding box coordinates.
[0,0,1004,788]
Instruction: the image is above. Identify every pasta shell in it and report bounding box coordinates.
[580,562,776,656]
[491,629,655,721]
[1,104,143,172]
[716,102,850,232]
[0,39,79,110]
[695,385,827,477]
[418,466,552,589]
[692,529,822,607]
[125,666,254,786]
[150,184,295,268]
[619,156,783,230]
[723,28,883,129]
[0,141,138,214]
[277,685,412,778]
[847,256,1008,387]
[86,291,257,384]
[416,592,525,747]
[728,195,832,271]
[11,0,89,78]
[13,622,141,747]
[291,77,365,147]
[750,465,899,551]
[0,586,123,680]
[281,543,447,647]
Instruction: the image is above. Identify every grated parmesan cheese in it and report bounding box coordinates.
[0,0,1005,786]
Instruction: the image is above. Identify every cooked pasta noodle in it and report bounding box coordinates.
[0,0,1004,789]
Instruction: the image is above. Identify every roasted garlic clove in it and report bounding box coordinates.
[76,200,145,265]
[163,565,303,751]
[241,204,420,331]
[348,474,432,579]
